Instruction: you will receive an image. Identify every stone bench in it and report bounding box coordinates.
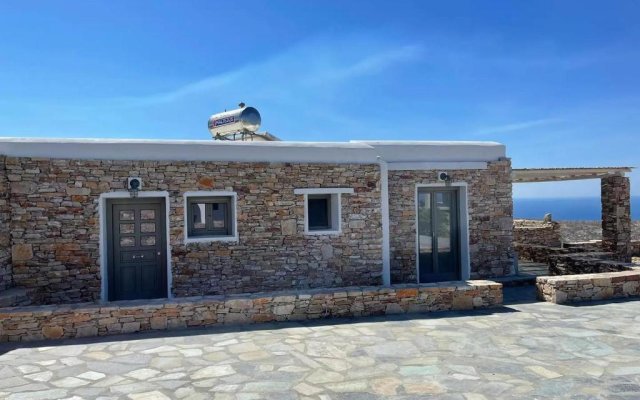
[0,280,502,343]
[536,268,640,304]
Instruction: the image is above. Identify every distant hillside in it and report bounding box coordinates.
[558,221,640,242]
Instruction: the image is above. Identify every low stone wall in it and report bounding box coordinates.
[515,243,569,264]
[537,269,640,304]
[0,280,502,343]
[549,252,630,276]
[513,219,561,247]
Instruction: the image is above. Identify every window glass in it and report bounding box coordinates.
[120,223,135,234]
[186,196,233,238]
[308,195,331,230]
[141,236,156,246]
[140,209,156,220]
[119,210,134,221]
[120,237,135,247]
[140,222,156,233]
[212,202,227,229]
[191,203,207,229]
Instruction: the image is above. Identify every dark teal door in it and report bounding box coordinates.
[107,198,167,301]
[417,188,460,283]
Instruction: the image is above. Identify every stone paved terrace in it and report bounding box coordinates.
[1,290,640,399]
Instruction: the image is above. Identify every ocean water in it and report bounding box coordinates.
[514,197,639,221]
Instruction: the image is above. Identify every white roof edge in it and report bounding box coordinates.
[351,140,504,146]
[0,137,506,163]
[0,137,374,148]
[355,140,505,162]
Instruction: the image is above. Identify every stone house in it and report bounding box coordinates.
[0,138,514,305]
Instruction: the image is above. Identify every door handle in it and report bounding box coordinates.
[132,254,145,259]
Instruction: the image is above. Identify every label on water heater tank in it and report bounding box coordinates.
[211,116,236,127]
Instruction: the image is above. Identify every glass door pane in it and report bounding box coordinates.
[435,191,458,280]
[417,191,433,283]
[417,188,460,283]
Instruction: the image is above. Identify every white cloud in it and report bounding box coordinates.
[303,44,423,84]
[115,37,423,107]
[473,118,564,136]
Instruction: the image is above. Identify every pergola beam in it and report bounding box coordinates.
[512,167,632,183]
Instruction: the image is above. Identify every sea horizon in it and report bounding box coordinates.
[514,196,639,221]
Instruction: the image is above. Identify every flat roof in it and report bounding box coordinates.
[0,137,506,164]
[513,167,633,183]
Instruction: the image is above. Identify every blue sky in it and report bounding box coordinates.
[1,0,638,197]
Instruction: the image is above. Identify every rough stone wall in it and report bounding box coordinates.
[5,158,382,304]
[537,268,640,304]
[0,156,11,291]
[601,175,632,262]
[0,280,503,343]
[513,219,561,247]
[515,243,569,264]
[388,159,514,283]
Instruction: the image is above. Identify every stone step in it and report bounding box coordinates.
[0,287,32,308]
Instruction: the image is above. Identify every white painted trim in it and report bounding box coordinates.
[388,162,487,171]
[99,191,172,302]
[294,188,355,195]
[379,160,391,286]
[0,138,378,163]
[301,193,343,235]
[183,191,239,244]
[414,183,470,283]
[0,137,506,163]
[352,140,506,162]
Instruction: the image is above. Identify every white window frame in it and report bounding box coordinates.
[294,188,354,235]
[183,191,239,244]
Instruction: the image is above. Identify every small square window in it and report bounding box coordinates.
[185,195,235,241]
[304,193,341,234]
[295,188,353,236]
[308,194,331,231]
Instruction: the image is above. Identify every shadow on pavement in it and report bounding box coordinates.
[559,296,640,307]
[502,285,540,305]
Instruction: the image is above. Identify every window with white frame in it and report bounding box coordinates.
[294,188,354,234]
[184,192,238,242]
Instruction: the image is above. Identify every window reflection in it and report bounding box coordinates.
[192,203,206,229]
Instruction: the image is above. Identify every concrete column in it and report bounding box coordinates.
[378,159,391,286]
[601,175,632,262]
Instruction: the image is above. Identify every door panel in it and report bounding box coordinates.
[107,198,167,301]
[417,191,434,282]
[417,188,460,283]
[435,191,458,280]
